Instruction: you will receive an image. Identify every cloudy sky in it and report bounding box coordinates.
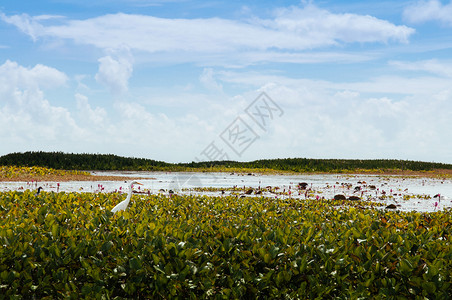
[0,0,451,163]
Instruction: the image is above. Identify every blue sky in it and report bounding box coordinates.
[1,0,452,163]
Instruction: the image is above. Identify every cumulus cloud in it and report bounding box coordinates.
[250,83,452,162]
[197,69,452,162]
[0,60,81,153]
[0,60,67,95]
[1,58,452,162]
[75,93,108,127]
[95,47,133,95]
[403,0,452,25]
[0,60,214,160]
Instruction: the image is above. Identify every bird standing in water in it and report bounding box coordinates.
[111,181,143,213]
[35,186,43,197]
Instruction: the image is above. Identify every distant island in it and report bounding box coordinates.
[1,151,452,176]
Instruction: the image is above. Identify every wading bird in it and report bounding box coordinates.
[35,186,43,197]
[111,181,143,213]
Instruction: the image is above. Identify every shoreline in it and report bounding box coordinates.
[1,168,451,182]
[0,174,151,182]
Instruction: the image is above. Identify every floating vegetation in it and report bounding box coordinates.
[0,191,451,298]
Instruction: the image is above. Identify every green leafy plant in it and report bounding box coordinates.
[1,191,451,298]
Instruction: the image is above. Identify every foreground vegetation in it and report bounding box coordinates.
[1,191,451,298]
[1,151,452,173]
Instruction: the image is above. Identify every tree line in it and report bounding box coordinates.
[0,151,169,171]
[1,151,451,172]
[183,158,452,172]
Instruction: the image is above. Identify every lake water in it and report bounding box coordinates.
[2,171,452,212]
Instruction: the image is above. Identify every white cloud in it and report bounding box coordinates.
[188,69,452,162]
[403,0,452,25]
[199,68,223,91]
[2,0,452,164]
[226,51,374,65]
[268,4,414,44]
[1,3,414,66]
[216,69,452,97]
[110,101,212,161]
[247,82,452,162]
[0,60,218,160]
[0,60,67,95]
[390,59,452,77]
[0,60,81,153]
[95,47,133,95]
[334,90,360,99]
[75,93,108,127]
[0,12,44,41]
[1,58,452,162]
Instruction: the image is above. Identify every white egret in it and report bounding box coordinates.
[111,181,143,213]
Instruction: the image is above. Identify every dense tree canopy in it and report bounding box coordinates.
[1,151,451,172]
[0,152,168,171]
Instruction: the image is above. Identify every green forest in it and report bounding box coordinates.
[0,152,169,171]
[1,151,451,172]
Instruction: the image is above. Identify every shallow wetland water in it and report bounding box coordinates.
[2,171,451,212]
